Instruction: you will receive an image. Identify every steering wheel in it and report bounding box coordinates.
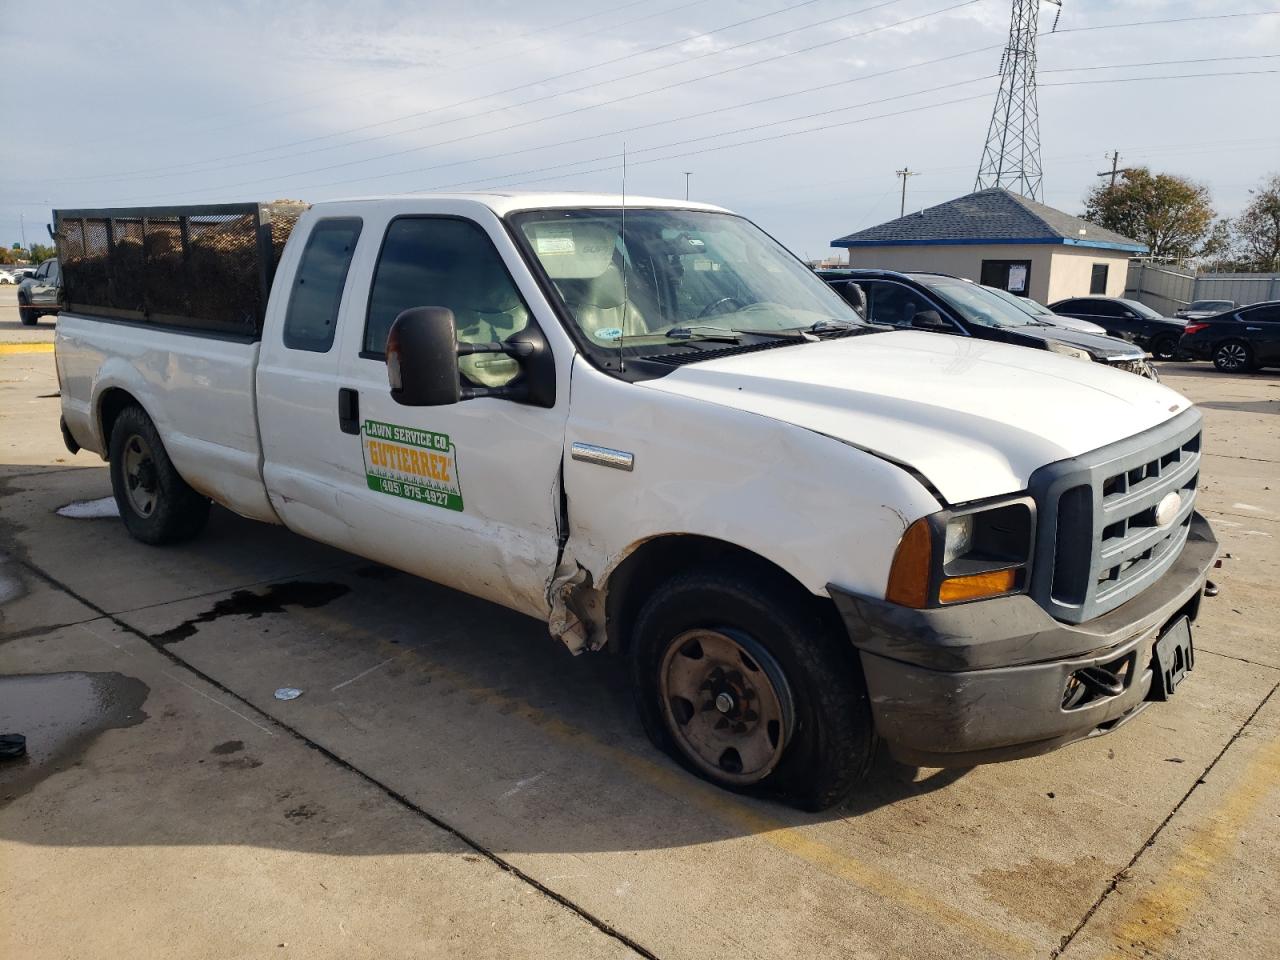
[697,296,746,319]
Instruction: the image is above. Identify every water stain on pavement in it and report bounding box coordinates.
[154,581,351,645]
[0,671,149,808]
[55,497,120,519]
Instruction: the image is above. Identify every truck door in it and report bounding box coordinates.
[332,213,570,618]
[258,216,367,544]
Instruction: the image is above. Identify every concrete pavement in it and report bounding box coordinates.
[1,305,1277,959]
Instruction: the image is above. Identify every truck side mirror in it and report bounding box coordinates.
[386,305,557,408]
[912,309,949,331]
[386,307,463,406]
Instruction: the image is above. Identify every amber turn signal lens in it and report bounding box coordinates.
[938,568,1017,604]
[886,518,933,608]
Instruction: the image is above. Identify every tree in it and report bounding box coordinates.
[28,242,56,262]
[1083,167,1218,260]
[1233,174,1280,272]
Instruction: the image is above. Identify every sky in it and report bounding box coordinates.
[2,0,1278,260]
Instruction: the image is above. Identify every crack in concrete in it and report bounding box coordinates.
[1050,680,1280,959]
[10,553,658,960]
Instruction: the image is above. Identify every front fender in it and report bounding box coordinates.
[562,361,942,604]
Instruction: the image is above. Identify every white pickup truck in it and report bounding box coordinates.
[54,194,1215,809]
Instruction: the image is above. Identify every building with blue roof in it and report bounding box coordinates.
[831,188,1148,305]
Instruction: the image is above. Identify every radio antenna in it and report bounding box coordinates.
[618,141,629,374]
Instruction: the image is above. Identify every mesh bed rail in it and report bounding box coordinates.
[53,201,309,338]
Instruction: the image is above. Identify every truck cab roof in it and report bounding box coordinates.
[316,192,730,217]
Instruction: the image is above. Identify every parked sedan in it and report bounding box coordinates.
[981,285,1108,335]
[1175,299,1236,321]
[0,270,14,284]
[1179,300,1280,372]
[819,270,1158,379]
[1048,296,1186,361]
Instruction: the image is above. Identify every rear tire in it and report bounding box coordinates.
[1149,335,1177,362]
[108,405,210,544]
[1212,340,1253,373]
[629,567,874,811]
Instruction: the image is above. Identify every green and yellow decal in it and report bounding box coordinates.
[361,419,463,512]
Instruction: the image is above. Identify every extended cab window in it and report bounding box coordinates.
[365,217,528,387]
[283,218,362,352]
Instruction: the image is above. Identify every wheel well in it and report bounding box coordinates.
[98,388,141,459]
[603,534,840,654]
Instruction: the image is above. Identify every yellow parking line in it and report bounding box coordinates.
[0,343,54,354]
[1103,703,1280,958]
[296,606,1035,958]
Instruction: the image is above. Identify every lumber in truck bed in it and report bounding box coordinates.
[53,201,309,339]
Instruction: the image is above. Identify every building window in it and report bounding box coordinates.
[979,259,1032,295]
[1090,263,1109,295]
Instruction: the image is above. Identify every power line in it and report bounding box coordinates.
[34,4,1279,199]
[102,0,983,202]
[1042,68,1279,87]
[38,0,697,155]
[394,67,1280,196]
[121,46,1278,207]
[57,0,883,184]
[121,39,1001,203]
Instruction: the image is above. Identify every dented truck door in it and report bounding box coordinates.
[332,211,570,618]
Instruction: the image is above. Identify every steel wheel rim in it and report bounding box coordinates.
[122,433,159,518]
[658,627,794,784]
[1217,343,1246,370]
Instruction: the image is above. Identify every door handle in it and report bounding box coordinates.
[338,388,360,435]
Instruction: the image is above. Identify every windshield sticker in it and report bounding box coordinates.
[591,326,623,342]
[535,224,575,256]
[361,419,463,512]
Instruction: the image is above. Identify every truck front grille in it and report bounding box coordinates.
[1028,409,1201,624]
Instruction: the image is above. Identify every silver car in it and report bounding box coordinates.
[981,285,1109,336]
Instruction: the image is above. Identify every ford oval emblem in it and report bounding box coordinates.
[1155,491,1182,528]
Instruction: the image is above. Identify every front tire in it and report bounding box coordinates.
[18,296,37,325]
[108,405,210,544]
[1213,340,1253,373]
[629,568,874,810]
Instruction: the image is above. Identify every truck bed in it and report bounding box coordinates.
[57,314,278,523]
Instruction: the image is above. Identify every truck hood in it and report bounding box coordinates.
[643,331,1193,504]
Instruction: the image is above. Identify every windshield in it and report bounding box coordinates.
[1119,298,1163,320]
[510,208,862,358]
[914,276,1038,328]
[982,285,1053,318]
[1190,300,1231,311]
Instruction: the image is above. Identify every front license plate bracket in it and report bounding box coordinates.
[1150,616,1194,701]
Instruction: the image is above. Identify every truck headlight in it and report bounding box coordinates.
[886,500,1034,608]
[1046,341,1091,362]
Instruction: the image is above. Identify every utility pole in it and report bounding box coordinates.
[683,171,692,200]
[19,212,26,254]
[1096,150,1132,189]
[895,167,918,217]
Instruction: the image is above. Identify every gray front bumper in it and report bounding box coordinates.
[830,512,1217,767]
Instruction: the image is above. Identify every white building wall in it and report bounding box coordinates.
[841,243,1131,304]
[1047,247,1131,301]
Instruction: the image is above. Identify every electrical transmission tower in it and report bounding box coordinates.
[974,0,1061,201]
